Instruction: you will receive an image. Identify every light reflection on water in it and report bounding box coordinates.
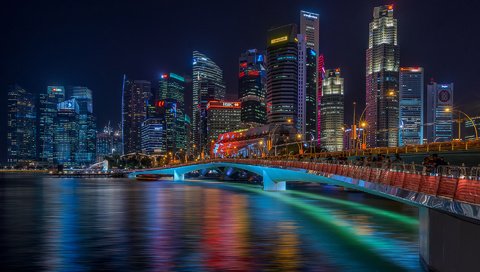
[0,176,421,271]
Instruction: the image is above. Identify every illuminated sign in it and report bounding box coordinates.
[438,90,451,103]
[170,73,185,82]
[302,12,318,19]
[239,71,245,78]
[270,36,288,44]
[161,74,169,79]
[240,62,247,68]
[156,100,165,107]
[257,54,264,62]
[248,70,260,77]
[207,101,241,109]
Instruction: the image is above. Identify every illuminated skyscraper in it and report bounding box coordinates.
[158,73,186,154]
[38,86,65,163]
[96,123,121,162]
[297,35,318,138]
[266,24,298,124]
[399,67,424,146]
[300,10,320,142]
[320,69,344,151]
[122,76,151,154]
[7,85,37,164]
[71,86,96,166]
[54,99,80,167]
[300,10,320,55]
[426,81,453,142]
[192,51,226,155]
[366,4,400,147]
[238,49,266,127]
[206,101,241,154]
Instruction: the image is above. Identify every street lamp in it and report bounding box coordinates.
[444,107,478,141]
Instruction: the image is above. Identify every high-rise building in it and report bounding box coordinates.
[317,54,325,144]
[297,34,307,133]
[300,10,321,142]
[192,51,226,155]
[320,69,344,151]
[96,123,122,162]
[141,118,166,155]
[7,85,37,164]
[266,24,299,124]
[426,82,454,143]
[238,49,266,127]
[38,86,65,163]
[366,4,400,147]
[158,73,186,154]
[300,10,320,55]
[122,76,151,154]
[465,117,480,141]
[305,48,318,140]
[54,99,80,167]
[399,67,424,146]
[71,86,96,166]
[206,101,241,154]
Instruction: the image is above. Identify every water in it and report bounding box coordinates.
[0,175,421,271]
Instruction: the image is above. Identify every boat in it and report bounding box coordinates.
[136,174,165,181]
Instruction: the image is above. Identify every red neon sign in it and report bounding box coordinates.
[157,100,165,107]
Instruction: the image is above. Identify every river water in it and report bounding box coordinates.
[0,175,421,271]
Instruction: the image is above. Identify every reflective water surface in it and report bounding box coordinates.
[0,175,421,271]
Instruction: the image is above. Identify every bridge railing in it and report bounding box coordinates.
[165,158,480,206]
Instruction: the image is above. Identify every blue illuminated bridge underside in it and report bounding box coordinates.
[129,162,480,221]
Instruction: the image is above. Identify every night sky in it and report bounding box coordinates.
[1,0,480,162]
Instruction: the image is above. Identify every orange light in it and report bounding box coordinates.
[387,4,393,10]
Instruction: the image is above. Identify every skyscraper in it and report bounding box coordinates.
[300,10,320,142]
[71,86,96,166]
[317,54,325,144]
[54,99,80,167]
[38,86,65,163]
[122,76,151,154]
[305,48,318,139]
[158,73,186,154]
[96,123,122,162]
[426,82,454,142]
[366,4,400,147]
[320,69,344,151]
[300,11,320,54]
[7,85,37,164]
[206,101,241,154]
[192,51,226,155]
[238,49,266,127]
[399,67,424,146]
[266,24,298,124]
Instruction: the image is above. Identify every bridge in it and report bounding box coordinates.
[130,158,480,271]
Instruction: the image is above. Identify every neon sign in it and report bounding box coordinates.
[157,100,165,107]
[271,36,288,44]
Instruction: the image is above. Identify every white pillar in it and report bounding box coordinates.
[173,170,184,181]
[262,169,286,191]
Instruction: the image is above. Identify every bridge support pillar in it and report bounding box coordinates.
[173,170,184,181]
[419,207,480,272]
[262,170,286,191]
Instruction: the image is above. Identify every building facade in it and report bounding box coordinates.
[426,82,454,142]
[192,51,226,155]
[266,24,299,124]
[158,73,186,154]
[71,86,96,166]
[38,86,65,163]
[305,48,318,140]
[122,76,151,154]
[96,123,122,162]
[320,69,344,151]
[238,49,266,127]
[399,67,424,146]
[7,85,37,164]
[300,10,320,55]
[141,118,166,154]
[54,99,80,167]
[366,5,400,147]
[206,101,241,155]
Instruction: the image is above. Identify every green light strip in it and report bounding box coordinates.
[286,190,418,227]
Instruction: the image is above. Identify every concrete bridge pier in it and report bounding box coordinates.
[173,170,184,181]
[419,207,480,272]
[262,169,286,191]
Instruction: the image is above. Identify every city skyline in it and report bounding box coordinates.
[1,0,480,161]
